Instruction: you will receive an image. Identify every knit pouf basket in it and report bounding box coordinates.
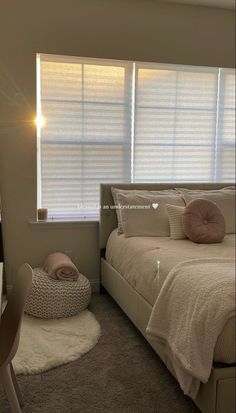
[25,267,91,319]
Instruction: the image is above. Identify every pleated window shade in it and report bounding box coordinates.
[37,54,235,220]
[38,54,133,219]
[134,64,216,182]
[216,69,235,182]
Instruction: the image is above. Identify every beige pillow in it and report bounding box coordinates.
[222,186,236,191]
[166,204,186,239]
[182,198,226,244]
[176,187,235,193]
[179,189,235,234]
[116,192,185,237]
[111,187,178,234]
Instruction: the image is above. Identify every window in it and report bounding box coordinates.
[37,54,235,220]
[216,69,235,182]
[134,64,219,182]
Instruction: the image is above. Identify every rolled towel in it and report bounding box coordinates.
[43,252,79,281]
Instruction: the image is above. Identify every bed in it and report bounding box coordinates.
[99,183,236,413]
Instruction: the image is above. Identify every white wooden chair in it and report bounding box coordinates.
[0,263,33,413]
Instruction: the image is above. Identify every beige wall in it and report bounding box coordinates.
[0,0,235,287]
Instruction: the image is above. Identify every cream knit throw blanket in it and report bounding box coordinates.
[146,258,235,398]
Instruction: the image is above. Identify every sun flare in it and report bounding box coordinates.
[35,114,45,129]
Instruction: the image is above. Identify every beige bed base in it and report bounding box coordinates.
[99,183,236,413]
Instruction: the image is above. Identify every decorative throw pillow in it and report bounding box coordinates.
[179,189,235,234]
[166,204,186,240]
[182,198,226,244]
[111,187,178,234]
[116,192,185,237]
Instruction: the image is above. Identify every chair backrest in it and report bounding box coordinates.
[0,263,33,368]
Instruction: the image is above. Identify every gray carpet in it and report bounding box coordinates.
[0,294,200,413]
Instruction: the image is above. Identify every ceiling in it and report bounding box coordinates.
[158,0,235,9]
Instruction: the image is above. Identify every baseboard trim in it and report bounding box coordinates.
[90,279,100,293]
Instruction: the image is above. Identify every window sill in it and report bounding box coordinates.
[29,219,98,229]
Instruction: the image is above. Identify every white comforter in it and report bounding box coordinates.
[146,258,236,398]
[106,231,235,306]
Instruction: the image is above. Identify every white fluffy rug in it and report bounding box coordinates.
[12,310,101,375]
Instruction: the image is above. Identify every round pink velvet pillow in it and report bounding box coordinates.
[182,198,225,244]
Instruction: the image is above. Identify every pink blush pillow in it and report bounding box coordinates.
[182,198,226,244]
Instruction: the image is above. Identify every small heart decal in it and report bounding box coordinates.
[152,203,159,209]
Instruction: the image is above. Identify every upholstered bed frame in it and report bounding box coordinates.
[100,183,235,413]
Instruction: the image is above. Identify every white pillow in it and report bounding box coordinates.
[179,189,235,234]
[177,187,235,196]
[116,192,185,237]
[111,187,178,234]
[166,204,186,240]
[222,186,236,191]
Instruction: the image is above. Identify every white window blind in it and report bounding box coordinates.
[216,69,235,182]
[38,54,132,219]
[37,55,235,220]
[134,64,219,182]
